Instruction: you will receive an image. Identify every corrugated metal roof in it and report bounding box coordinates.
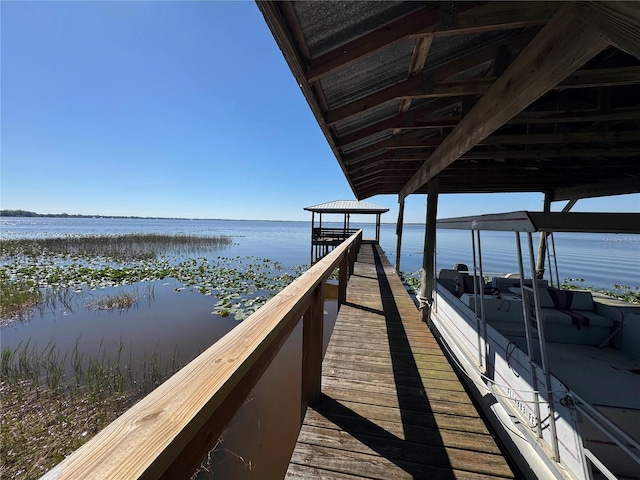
[319,39,414,110]
[332,102,401,137]
[259,1,640,200]
[293,1,422,58]
[304,200,389,213]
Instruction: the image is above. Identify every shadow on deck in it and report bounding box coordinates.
[286,244,515,479]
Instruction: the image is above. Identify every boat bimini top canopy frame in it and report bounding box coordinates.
[434,209,640,478]
[437,211,640,234]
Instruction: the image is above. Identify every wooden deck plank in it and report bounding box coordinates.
[286,244,514,479]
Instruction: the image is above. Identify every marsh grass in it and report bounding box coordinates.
[86,291,140,311]
[1,339,182,479]
[0,233,236,324]
[0,274,42,321]
[1,233,234,262]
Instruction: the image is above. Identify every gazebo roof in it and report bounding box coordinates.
[304,200,389,214]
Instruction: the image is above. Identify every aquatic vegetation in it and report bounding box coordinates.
[1,234,308,324]
[562,278,640,304]
[0,233,234,262]
[400,270,422,294]
[0,339,183,479]
[86,291,140,311]
[0,273,42,323]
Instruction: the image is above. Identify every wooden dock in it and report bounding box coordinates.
[286,244,515,480]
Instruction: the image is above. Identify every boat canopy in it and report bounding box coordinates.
[436,211,640,234]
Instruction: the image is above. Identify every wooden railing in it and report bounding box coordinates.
[41,230,362,480]
[312,227,359,243]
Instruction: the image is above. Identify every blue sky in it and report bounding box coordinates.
[2,1,638,223]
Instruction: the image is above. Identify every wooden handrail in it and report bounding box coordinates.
[42,230,363,480]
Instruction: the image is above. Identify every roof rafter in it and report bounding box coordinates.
[551,177,640,201]
[344,130,638,165]
[328,64,640,125]
[306,2,560,82]
[575,1,640,61]
[371,147,640,162]
[338,105,640,149]
[399,34,435,114]
[399,3,611,199]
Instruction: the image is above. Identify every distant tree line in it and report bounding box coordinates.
[1,210,68,217]
[0,209,175,219]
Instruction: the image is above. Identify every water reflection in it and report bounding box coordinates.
[194,298,338,479]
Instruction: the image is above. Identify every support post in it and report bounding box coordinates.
[310,211,315,265]
[375,213,381,243]
[338,254,348,306]
[419,178,439,324]
[302,283,324,409]
[395,196,405,272]
[535,193,552,278]
[348,244,356,276]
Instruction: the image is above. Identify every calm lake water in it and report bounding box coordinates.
[1,216,639,478]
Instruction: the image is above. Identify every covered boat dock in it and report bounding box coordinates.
[42,2,640,479]
[305,199,389,263]
[259,1,640,479]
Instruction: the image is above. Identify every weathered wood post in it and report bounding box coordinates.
[535,193,552,279]
[310,211,315,265]
[302,283,324,408]
[338,253,348,306]
[348,243,356,276]
[419,178,439,325]
[395,196,405,272]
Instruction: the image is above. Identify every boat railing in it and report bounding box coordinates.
[522,282,640,479]
[41,230,363,480]
[571,391,640,480]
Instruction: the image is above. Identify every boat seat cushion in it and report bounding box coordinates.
[539,308,614,328]
[534,289,613,329]
[491,277,549,292]
[438,269,459,294]
[537,288,594,311]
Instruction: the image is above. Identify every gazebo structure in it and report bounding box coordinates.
[304,200,389,263]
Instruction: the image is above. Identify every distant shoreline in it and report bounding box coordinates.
[0,209,421,225]
[0,209,195,221]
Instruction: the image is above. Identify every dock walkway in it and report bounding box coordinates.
[286,244,515,479]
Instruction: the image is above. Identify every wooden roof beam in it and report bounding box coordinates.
[367,147,640,164]
[351,166,420,183]
[306,6,441,83]
[398,4,611,199]
[344,132,443,165]
[257,2,358,197]
[306,2,561,82]
[328,62,640,125]
[551,177,640,201]
[338,114,460,149]
[338,104,640,149]
[325,36,508,125]
[345,129,638,165]
[575,1,640,61]
[399,35,435,114]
